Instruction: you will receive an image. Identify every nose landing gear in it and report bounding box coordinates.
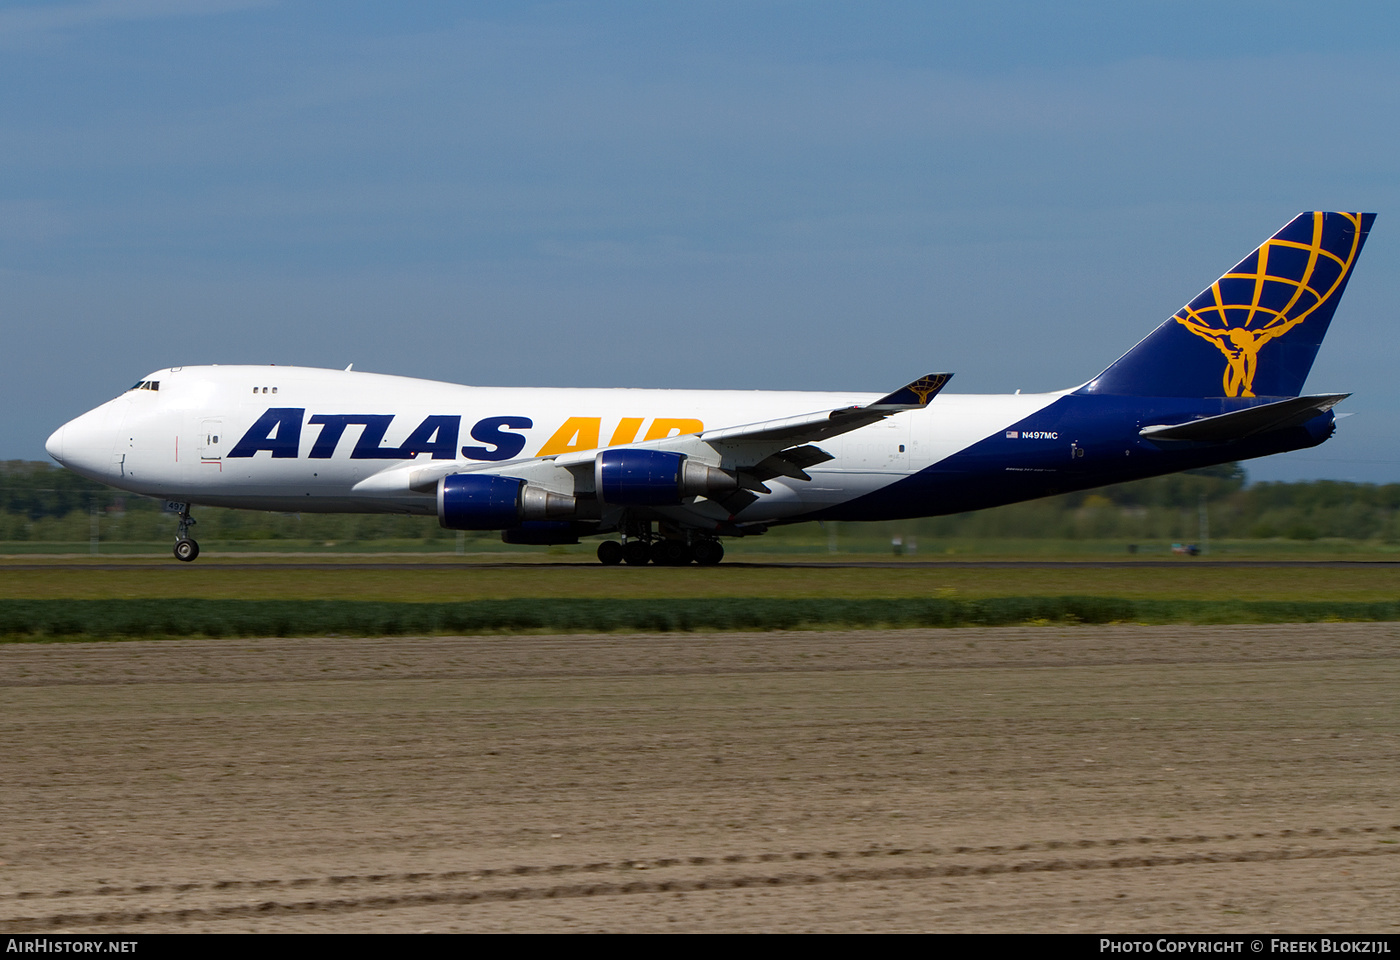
[171,503,200,562]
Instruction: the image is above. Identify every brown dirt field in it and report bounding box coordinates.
[1,623,1397,933]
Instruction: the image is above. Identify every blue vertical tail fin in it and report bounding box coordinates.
[1080,212,1374,398]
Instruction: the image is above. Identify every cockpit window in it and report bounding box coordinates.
[127,380,161,392]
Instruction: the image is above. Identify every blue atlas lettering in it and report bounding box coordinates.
[350,416,400,459]
[228,408,304,458]
[243,412,525,460]
[398,415,461,460]
[307,415,398,459]
[462,416,532,461]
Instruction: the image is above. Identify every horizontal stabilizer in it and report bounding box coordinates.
[1139,394,1348,442]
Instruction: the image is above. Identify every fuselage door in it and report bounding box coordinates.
[842,417,910,472]
[199,419,225,462]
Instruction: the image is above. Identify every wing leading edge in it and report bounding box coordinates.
[356,372,953,518]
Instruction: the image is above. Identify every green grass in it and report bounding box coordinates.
[4,541,1398,638]
[1,555,1398,603]
[9,534,1400,560]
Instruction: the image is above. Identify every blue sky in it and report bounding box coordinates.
[4,1,1398,482]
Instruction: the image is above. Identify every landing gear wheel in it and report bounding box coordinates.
[596,540,623,565]
[692,540,724,566]
[622,540,652,565]
[172,503,198,561]
[654,540,693,566]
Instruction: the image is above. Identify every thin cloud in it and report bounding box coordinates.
[0,0,270,43]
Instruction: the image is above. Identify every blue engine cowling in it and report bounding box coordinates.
[595,448,738,505]
[438,474,526,529]
[596,449,686,505]
[438,473,579,529]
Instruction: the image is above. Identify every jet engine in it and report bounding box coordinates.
[595,449,737,506]
[437,474,576,530]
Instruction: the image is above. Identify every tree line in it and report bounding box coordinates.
[2,459,1396,544]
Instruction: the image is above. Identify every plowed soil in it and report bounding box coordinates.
[2,623,1397,933]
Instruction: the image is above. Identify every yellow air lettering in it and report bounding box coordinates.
[643,418,704,441]
[536,417,602,456]
[608,417,644,446]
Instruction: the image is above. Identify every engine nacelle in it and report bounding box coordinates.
[437,474,576,530]
[595,449,737,506]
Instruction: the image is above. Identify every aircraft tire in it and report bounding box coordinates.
[596,540,623,565]
[174,538,200,562]
[692,540,724,565]
[653,540,692,566]
[622,541,652,565]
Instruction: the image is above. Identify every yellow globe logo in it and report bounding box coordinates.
[1174,212,1364,397]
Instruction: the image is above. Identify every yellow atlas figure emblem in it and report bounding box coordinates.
[904,374,951,405]
[1174,212,1362,397]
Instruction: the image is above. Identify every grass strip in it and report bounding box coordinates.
[2,596,1400,640]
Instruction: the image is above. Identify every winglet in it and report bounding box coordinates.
[868,373,953,410]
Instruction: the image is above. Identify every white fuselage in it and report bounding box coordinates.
[47,365,1060,526]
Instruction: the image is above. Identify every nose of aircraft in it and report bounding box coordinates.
[45,424,65,464]
[46,401,125,482]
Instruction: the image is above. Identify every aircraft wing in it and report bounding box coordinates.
[545,371,951,476]
[361,373,953,508]
[672,373,953,513]
[696,373,953,450]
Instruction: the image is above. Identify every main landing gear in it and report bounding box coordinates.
[172,503,200,562]
[595,537,724,566]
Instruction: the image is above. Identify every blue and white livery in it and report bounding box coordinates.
[46,212,1375,564]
